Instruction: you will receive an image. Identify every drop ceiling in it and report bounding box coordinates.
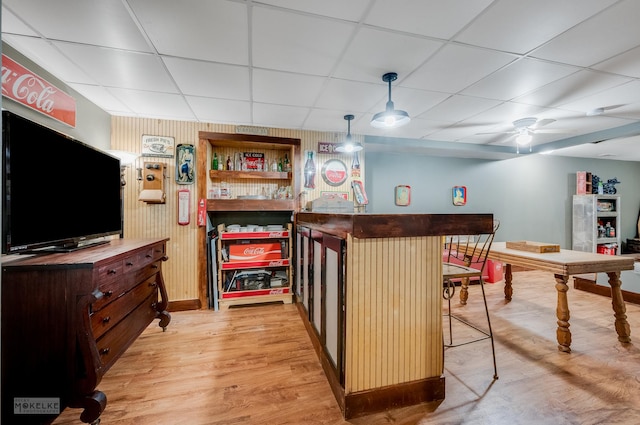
[3,0,640,161]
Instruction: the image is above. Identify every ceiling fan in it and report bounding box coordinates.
[478,117,566,152]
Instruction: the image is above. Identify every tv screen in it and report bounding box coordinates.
[2,110,122,254]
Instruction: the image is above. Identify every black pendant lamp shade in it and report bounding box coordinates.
[336,114,363,153]
[370,72,410,129]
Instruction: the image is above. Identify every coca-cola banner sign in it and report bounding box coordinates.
[1,54,76,127]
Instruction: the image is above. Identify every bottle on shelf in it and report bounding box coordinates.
[277,157,283,172]
[235,153,243,171]
[284,153,291,172]
[226,155,233,171]
[304,151,316,189]
[271,158,278,172]
[212,152,218,171]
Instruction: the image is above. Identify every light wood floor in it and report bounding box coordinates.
[53,270,640,425]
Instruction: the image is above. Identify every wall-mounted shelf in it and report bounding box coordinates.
[207,199,295,211]
[209,170,291,180]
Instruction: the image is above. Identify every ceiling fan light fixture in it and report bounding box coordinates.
[336,114,363,153]
[370,72,410,129]
[516,131,532,145]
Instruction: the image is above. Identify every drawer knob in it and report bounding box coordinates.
[100,347,110,355]
[149,281,158,287]
[151,264,159,269]
[103,290,113,297]
[126,261,134,266]
[107,269,117,275]
[102,316,111,323]
[146,254,152,259]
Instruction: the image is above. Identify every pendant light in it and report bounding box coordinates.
[336,114,363,153]
[370,72,410,129]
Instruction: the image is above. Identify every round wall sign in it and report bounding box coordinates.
[321,159,348,186]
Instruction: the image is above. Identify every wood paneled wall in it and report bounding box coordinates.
[345,234,443,393]
[111,117,365,305]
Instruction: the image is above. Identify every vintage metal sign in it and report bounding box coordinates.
[1,54,77,127]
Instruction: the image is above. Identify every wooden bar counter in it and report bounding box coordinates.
[294,212,493,419]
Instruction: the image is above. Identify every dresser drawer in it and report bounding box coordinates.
[91,275,159,339]
[93,260,162,312]
[96,259,124,284]
[95,291,159,370]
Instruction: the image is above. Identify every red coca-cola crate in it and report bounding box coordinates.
[229,243,281,262]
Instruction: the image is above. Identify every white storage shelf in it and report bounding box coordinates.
[572,194,621,255]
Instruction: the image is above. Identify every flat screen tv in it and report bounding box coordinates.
[2,110,122,254]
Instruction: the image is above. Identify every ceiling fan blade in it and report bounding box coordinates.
[532,118,556,128]
[476,130,517,135]
[531,128,571,134]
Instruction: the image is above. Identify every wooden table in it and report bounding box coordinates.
[461,242,635,353]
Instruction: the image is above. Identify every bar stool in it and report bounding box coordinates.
[442,220,500,380]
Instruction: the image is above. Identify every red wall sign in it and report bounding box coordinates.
[1,54,76,127]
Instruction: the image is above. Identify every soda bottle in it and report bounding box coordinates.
[212,152,218,171]
[304,151,316,189]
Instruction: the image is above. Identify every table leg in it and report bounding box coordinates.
[606,271,631,343]
[554,274,571,353]
[504,263,513,301]
[459,277,469,305]
[459,255,473,305]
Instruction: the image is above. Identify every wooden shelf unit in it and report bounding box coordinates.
[216,224,293,309]
[196,131,301,310]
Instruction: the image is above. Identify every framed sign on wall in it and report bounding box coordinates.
[395,185,411,206]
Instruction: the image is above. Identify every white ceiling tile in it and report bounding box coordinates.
[252,69,326,106]
[1,7,38,36]
[531,0,640,67]
[108,88,195,120]
[54,42,177,92]
[557,81,640,119]
[68,83,133,114]
[130,0,248,64]
[305,109,358,133]
[402,44,517,93]
[251,7,354,75]
[253,103,310,129]
[365,0,494,39]
[163,57,250,100]
[514,70,633,109]
[3,36,96,84]
[418,95,502,123]
[186,96,252,124]
[4,0,640,161]
[461,58,578,101]
[253,0,370,21]
[333,27,443,83]
[593,45,640,79]
[456,0,616,54]
[4,0,152,51]
[315,79,382,112]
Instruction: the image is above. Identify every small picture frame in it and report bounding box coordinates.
[395,185,411,206]
[453,186,467,206]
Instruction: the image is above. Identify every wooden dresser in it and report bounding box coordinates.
[1,238,171,425]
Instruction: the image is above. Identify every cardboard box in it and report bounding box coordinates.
[229,243,281,262]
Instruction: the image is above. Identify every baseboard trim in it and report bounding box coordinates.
[573,277,640,305]
[167,299,202,311]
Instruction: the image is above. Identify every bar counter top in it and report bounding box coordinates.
[295,212,494,239]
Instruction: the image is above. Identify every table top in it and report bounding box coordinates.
[489,242,635,275]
